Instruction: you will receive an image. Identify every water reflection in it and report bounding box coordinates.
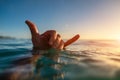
[1,39,120,80]
[0,48,64,80]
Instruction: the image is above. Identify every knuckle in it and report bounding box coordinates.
[48,30,56,33]
[51,30,56,34]
[57,34,61,38]
[46,30,57,35]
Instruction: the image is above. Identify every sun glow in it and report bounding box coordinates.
[113,35,120,41]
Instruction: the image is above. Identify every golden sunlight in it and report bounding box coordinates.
[114,35,120,41]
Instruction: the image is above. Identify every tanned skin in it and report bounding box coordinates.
[25,20,80,50]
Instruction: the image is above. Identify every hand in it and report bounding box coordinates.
[25,20,80,50]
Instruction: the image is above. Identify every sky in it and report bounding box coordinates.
[0,0,120,40]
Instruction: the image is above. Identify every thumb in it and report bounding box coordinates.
[25,20,39,35]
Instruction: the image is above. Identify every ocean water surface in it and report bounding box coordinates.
[0,39,120,80]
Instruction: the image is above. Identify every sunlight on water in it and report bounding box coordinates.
[64,40,120,79]
[1,39,120,80]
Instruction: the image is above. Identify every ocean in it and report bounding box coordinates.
[0,39,120,80]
